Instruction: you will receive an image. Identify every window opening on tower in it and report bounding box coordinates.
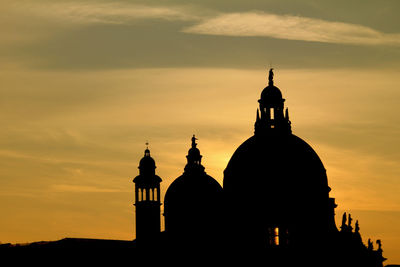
[268,227,280,246]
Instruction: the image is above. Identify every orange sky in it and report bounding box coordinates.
[1,0,400,264]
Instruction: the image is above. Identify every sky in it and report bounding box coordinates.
[0,0,399,264]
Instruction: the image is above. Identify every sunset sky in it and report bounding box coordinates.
[1,0,400,264]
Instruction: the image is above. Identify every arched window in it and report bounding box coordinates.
[273,227,279,246]
[268,227,280,246]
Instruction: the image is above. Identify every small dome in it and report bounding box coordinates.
[188,147,201,158]
[186,135,202,165]
[164,172,223,207]
[259,68,284,105]
[137,147,156,177]
[134,147,161,186]
[260,85,283,104]
[139,154,156,170]
[164,171,223,236]
[165,135,222,207]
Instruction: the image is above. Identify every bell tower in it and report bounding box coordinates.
[133,144,162,242]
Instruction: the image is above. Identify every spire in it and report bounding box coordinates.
[340,212,347,231]
[268,68,274,86]
[185,135,203,172]
[191,134,198,148]
[348,213,353,229]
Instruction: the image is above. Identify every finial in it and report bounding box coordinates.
[355,220,360,233]
[191,134,198,148]
[144,141,150,156]
[268,68,274,86]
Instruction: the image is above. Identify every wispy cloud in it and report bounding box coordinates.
[183,12,400,46]
[5,1,400,47]
[11,1,200,25]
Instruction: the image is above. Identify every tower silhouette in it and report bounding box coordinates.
[255,68,291,135]
[133,145,162,243]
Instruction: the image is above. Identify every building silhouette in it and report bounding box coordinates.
[159,69,386,266]
[224,68,338,252]
[164,135,223,250]
[133,145,162,243]
[0,69,387,267]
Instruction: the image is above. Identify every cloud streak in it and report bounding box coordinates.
[5,2,400,47]
[183,12,400,46]
[11,1,200,25]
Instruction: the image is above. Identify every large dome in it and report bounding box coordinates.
[223,133,334,249]
[224,134,330,207]
[222,69,337,250]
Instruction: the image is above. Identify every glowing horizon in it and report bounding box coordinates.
[1,0,399,264]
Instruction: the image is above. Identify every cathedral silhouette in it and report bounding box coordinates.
[0,70,387,267]
[133,69,386,266]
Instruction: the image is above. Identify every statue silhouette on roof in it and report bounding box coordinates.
[268,68,274,85]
